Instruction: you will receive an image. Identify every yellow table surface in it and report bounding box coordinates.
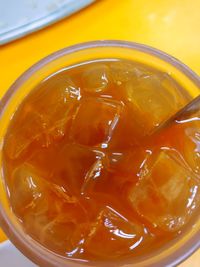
[0,0,200,265]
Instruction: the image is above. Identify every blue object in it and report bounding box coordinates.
[0,0,95,45]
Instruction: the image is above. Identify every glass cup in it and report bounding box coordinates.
[0,41,200,267]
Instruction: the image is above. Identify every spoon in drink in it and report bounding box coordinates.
[151,94,200,135]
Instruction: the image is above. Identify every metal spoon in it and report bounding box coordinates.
[151,94,200,135]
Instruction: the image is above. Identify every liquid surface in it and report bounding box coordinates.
[3,60,200,262]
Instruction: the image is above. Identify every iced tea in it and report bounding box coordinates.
[3,60,200,261]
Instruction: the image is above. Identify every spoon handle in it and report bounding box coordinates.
[151,94,200,135]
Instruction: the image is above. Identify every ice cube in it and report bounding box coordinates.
[27,145,61,179]
[32,75,81,144]
[23,190,89,255]
[161,73,188,107]
[41,102,79,146]
[104,148,149,175]
[125,72,187,130]
[81,158,104,194]
[70,97,123,147]
[4,76,80,159]
[92,149,150,197]
[51,144,98,195]
[11,162,80,214]
[129,149,200,231]
[34,191,89,255]
[109,61,155,85]
[32,74,81,107]
[80,148,149,199]
[12,162,90,255]
[38,218,89,255]
[28,144,104,197]
[51,184,77,204]
[110,61,138,84]
[82,64,111,93]
[10,163,47,215]
[108,104,145,149]
[4,110,45,159]
[184,124,200,175]
[84,206,151,259]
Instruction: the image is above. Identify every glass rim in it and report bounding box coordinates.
[0,40,200,267]
[1,40,200,114]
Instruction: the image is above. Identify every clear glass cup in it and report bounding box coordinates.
[0,41,200,267]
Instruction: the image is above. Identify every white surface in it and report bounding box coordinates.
[0,240,37,267]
